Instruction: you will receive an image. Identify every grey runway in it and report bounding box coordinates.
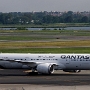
[0,69,90,86]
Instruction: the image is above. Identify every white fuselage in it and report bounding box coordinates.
[0,53,90,70]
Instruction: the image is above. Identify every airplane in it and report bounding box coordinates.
[0,53,90,74]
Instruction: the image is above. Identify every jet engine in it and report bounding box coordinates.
[37,63,54,74]
[63,70,81,73]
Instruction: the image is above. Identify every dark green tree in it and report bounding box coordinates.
[81,16,89,23]
[65,16,73,23]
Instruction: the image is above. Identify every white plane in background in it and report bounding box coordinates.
[0,53,90,74]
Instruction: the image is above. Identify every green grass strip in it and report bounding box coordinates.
[0,47,90,53]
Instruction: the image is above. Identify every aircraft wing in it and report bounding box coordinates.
[0,58,39,65]
[0,58,57,66]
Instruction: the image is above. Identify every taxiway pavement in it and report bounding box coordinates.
[0,69,90,86]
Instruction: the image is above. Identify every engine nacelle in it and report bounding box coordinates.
[63,70,81,73]
[37,63,54,74]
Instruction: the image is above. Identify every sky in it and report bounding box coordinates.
[0,0,90,12]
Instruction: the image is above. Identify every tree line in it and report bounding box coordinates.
[0,11,90,25]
